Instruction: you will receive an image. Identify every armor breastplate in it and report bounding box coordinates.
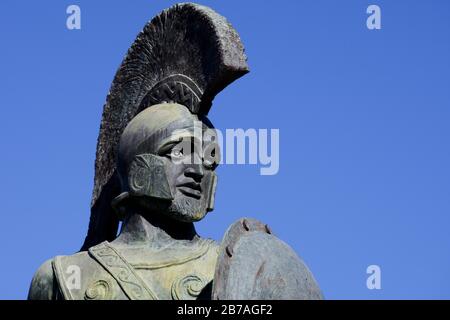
[52,239,219,300]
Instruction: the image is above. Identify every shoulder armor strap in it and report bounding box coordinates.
[88,242,158,300]
[52,256,74,300]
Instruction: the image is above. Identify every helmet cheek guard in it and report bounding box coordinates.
[128,154,173,201]
[205,171,217,213]
[111,154,173,220]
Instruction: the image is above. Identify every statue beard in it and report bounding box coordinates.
[167,192,208,222]
[134,193,208,223]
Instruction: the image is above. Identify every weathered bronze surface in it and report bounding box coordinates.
[28,3,323,300]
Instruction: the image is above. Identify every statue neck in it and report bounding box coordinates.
[115,208,199,248]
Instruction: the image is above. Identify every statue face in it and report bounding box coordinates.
[156,121,219,222]
[117,104,220,223]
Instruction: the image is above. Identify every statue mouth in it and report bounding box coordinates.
[177,182,202,199]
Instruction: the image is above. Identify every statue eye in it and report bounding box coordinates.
[203,157,218,170]
[202,142,219,170]
[171,148,183,158]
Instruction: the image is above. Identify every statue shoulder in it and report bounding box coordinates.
[28,252,92,300]
[213,218,323,300]
[28,258,57,300]
[28,249,123,300]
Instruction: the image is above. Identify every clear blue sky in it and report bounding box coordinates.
[0,0,449,299]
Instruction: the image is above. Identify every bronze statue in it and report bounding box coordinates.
[28,3,323,300]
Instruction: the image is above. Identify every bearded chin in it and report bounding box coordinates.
[134,193,208,223]
[168,195,208,222]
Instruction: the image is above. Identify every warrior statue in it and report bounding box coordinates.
[28,3,323,300]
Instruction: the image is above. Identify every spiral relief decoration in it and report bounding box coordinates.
[129,157,148,194]
[84,279,113,300]
[171,275,206,300]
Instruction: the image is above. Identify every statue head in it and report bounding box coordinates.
[81,3,249,250]
[114,103,219,223]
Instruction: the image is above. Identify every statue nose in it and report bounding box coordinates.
[185,164,204,182]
